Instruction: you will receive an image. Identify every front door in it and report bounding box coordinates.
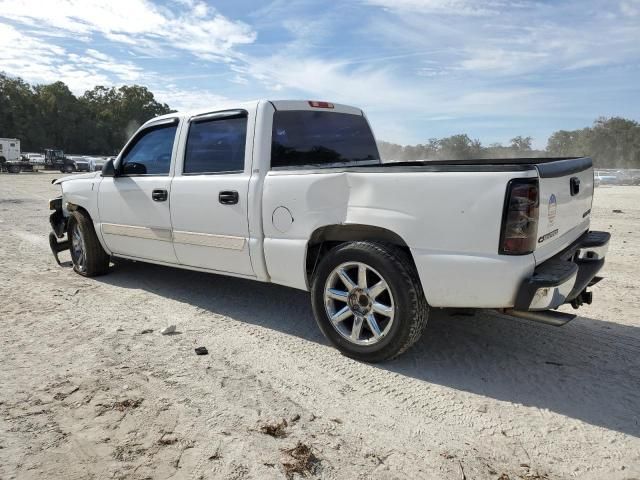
[170,110,254,276]
[97,119,179,264]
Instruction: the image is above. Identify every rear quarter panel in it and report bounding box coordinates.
[262,169,537,307]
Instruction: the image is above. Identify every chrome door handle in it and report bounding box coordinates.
[218,190,239,205]
[152,189,168,201]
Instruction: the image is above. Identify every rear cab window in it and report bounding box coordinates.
[270,110,380,169]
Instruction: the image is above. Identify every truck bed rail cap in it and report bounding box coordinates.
[536,157,592,178]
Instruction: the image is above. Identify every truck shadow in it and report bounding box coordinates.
[99,261,640,438]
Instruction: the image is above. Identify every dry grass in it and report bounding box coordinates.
[111,398,143,411]
[96,398,143,416]
[281,442,319,479]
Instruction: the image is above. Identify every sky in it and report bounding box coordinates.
[0,0,639,148]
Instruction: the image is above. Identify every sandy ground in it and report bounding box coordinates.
[0,172,638,480]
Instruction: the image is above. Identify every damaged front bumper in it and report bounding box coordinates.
[48,196,69,265]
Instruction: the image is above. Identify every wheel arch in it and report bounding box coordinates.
[65,202,111,276]
[66,202,90,217]
[65,202,111,252]
[305,223,418,286]
[65,202,90,232]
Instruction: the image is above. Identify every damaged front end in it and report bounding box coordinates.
[48,196,69,265]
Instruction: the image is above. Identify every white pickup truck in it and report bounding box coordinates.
[48,100,610,361]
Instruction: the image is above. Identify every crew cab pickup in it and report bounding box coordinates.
[48,100,610,362]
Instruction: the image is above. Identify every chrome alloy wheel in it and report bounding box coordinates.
[70,222,86,272]
[323,261,395,346]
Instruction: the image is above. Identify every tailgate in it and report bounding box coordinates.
[534,157,593,263]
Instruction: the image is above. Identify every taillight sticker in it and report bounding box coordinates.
[538,228,559,244]
[548,194,557,225]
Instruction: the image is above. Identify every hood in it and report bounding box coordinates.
[52,171,100,185]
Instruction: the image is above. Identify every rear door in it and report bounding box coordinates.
[97,119,179,264]
[169,108,255,276]
[534,158,594,262]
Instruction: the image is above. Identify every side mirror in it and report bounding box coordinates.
[102,158,116,177]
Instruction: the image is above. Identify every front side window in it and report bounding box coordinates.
[271,110,380,169]
[184,113,247,174]
[120,123,177,175]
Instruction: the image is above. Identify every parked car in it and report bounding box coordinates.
[67,155,91,172]
[23,153,46,166]
[594,171,618,186]
[48,100,610,361]
[90,156,110,172]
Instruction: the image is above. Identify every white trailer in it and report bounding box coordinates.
[0,138,21,163]
[0,138,42,173]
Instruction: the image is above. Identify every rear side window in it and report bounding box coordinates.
[271,110,380,169]
[184,113,247,174]
[120,123,177,175]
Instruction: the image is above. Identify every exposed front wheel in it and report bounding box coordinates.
[311,241,429,362]
[64,164,75,173]
[68,210,110,276]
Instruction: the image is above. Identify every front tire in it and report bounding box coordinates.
[311,241,429,362]
[68,210,110,276]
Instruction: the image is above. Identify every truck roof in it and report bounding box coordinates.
[144,100,363,127]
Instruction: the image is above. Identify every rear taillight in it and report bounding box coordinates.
[499,178,539,255]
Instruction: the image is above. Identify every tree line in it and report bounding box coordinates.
[378,135,547,163]
[379,118,640,169]
[1,73,639,168]
[0,73,173,155]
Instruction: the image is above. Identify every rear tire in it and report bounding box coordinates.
[7,165,20,174]
[311,241,429,362]
[68,210,110,277]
